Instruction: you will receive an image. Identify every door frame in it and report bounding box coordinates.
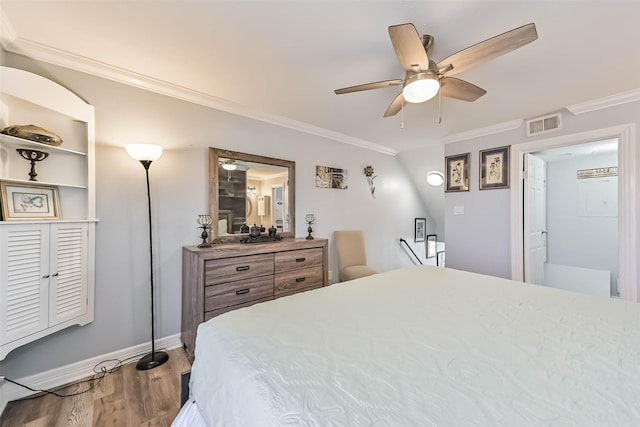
[510,123,637,301]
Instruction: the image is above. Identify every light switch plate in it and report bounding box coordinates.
[454,206,465,215]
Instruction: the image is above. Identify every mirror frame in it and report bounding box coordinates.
[209,147,296,242]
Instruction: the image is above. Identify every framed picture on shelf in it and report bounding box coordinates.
[414,218,426,242]
[480,146,510,190]
[0,181,61,220]
[437,250,445,267]
[445,153,470,192]
[426,234,437,258]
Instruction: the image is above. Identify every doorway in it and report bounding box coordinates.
[524,140,618,297]
[510,124,637,302]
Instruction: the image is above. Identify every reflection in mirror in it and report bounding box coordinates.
[209,148,295,241]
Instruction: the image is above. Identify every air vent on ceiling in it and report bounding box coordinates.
[526,113,562,137]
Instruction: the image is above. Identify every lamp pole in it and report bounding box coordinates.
[125,144,169,371]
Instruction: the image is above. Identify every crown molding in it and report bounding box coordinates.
[0,6,17,48]
[0,25,397,156]
[442,119,523,144]
[566,89,640,115]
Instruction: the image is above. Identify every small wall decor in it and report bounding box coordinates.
[363,165,376,198]
[437,250,446,267]
[577,167,618,179]
[445,153,470,192]
[426,234,437,258]
[0,181,61,220]
[414,218,426,242]
[480,146,510,190]
[316,165,348,189]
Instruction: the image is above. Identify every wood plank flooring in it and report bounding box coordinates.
[0,347,191,427]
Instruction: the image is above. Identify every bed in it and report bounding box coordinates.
[173,265,640,426]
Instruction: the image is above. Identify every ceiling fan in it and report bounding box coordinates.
[334,23,538,118]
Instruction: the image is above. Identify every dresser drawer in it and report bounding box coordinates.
[205,253,274,285]
[205,296,272,322]
[205,275,274,312]
[274,265,324,296]
[275,248,323,273]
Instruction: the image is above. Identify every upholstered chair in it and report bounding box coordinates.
[334,230,377,282]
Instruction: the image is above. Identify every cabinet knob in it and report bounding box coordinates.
[43,274,50,279]
[52,273,59,277]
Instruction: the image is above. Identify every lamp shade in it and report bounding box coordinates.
[125,144,163,162]
[402,72,440,104]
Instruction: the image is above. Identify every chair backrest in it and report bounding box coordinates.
[334,230,367,270]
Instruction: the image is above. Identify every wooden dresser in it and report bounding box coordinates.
[181,238,328,359]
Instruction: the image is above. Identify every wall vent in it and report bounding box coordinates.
[526,113,562,136]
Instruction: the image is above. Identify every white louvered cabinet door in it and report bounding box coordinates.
[0,224,50,345]
[49,223,88,326]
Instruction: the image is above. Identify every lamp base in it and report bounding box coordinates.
[135,350,170,371]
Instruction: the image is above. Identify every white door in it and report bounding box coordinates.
[0,224,49,344]
[49,223,88,326]
[524,153,547,285]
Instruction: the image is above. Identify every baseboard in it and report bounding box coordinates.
[0,333,182,416]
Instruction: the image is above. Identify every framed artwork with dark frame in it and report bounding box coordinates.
[480,146,510,190]
[0,181,61,220]
[426,234,437,258]
[437,250,445,267]
[445,153,470,192]
[414,218,426,242]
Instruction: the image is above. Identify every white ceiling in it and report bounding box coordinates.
[2,1,639,154]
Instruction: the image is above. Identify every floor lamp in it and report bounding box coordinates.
[125,143,170,370]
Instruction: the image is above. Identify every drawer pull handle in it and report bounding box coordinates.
[236,289,250,295]
[236,266,250,271]
[295,257,306,262]
[43,274,50,279]
[295,277,306,283]
[52,273,59,277]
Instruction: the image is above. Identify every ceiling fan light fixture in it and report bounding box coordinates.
[222,160,237,171]
[402,72,440,103]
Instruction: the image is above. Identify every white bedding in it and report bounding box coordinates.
[188,265,640,426]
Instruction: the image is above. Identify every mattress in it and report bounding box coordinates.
[187,265,640,426]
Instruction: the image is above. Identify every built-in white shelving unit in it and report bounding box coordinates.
[0,66,96,360]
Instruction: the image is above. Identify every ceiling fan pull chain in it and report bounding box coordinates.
[401,98,405,129]
[437,87,442,124]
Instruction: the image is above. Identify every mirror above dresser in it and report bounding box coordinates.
[209,147,295,241]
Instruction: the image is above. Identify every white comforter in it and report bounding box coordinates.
[190,265,640,426]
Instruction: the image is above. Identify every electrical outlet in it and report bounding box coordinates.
[328,270,333,281]
[0,375,5,382]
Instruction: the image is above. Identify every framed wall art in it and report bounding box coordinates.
[480,146,510,190]
[414,217,426,242]
[316,165,348,189]
[445,153,470,192]
[437,250,445,267]
[0,181,61,220]
[426,234,437,258]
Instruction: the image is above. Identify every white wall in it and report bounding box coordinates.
[0,53,433,378]
[444,102,640,282]
[546,152,618,288]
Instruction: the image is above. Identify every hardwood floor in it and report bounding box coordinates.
[0,347,191,427]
